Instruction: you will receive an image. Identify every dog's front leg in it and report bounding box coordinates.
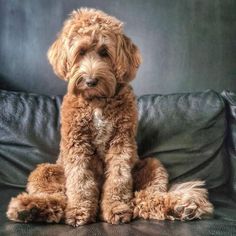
[63,145,99,227]
[100,136,137,224]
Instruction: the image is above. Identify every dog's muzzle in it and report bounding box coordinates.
[85,78,98,87]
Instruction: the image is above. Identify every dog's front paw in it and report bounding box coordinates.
[65,207,96,227]
[100,201,133,224]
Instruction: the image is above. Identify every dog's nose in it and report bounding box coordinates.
[86,78,98,87]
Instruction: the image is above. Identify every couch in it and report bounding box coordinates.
[0,89,236,236]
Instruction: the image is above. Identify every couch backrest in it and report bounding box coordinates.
[221,90,236,199]
[0,90,62,188]
[137,90,228,190]
[0,89,229,191]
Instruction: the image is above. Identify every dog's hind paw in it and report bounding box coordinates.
[7,192,65,223]
[168,181,214,221]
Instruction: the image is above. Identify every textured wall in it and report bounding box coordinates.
[0,0,235,95]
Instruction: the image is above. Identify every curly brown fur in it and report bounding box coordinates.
[7,8,213,226]
[7,163,66,223]
[7,192,66,223]
[132,159,213,221]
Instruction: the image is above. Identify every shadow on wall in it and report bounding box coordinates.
[0,74,16,91]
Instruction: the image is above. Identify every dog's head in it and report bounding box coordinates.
[47,8,141,99]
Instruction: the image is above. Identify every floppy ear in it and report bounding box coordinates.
[47,36,68,80]
[116,34,141,83]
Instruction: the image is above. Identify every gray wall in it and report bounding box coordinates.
[0,0,235,96]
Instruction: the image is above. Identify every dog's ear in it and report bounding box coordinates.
[47,35,68,80]
[116,34,141,83]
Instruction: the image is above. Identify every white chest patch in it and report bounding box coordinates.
[93,108,113,156]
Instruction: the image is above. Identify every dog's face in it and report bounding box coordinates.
[47,8,141,99]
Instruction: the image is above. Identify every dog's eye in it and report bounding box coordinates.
[79,48,86,56]
[98,47,108,57]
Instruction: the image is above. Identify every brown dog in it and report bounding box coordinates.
[7,8,213,227]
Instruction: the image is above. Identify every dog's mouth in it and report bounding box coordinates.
[69,75,117,99]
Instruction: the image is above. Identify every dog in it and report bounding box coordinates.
[7,8,213,227]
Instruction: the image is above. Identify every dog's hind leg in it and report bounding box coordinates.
[132,158,169,220]
[132,158,213,221]
[7,163,66,223]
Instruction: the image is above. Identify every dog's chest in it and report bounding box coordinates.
[92,108,113,156]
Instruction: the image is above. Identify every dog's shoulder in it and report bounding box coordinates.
[101,85,138,132]
[107,85,137,109]
[60,94,94,128]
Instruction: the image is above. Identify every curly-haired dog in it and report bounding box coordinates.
[7,8,213,226]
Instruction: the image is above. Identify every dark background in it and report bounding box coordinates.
[0,0,235,96]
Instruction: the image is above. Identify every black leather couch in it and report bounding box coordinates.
[0,89,236,236]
